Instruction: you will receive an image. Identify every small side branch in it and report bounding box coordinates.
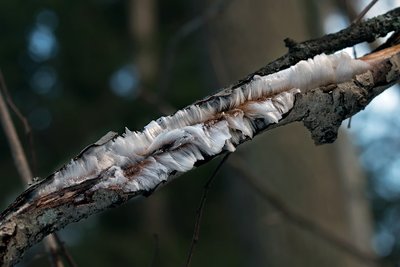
[0,73,74,267]
[229,155,381,266]
[0,75,32,185]
[184,153,230,267]
[235,7,400,87]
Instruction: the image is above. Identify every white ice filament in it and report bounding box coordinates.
[38,52,370,196]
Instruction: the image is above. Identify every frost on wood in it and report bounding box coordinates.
[1,9,400,265]
[35,52,369,197]
[0,49,398,267]
[0,51,395,267]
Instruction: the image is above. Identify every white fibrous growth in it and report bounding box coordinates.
[38,52,370,196]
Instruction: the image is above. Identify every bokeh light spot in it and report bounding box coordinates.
[30,66,57,95]
[109,65,139,98]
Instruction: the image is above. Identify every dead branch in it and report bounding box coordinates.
[0,77,33,185]
[184,153,230,267]
[0,74,75,266]
[0,7,399,267]
[158,0,233,96]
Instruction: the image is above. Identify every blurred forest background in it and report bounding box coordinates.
[1,0,400,266]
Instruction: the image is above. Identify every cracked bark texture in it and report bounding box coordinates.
[0,7,400,267]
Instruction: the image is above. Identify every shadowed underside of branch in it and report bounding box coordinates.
[1,7,400,267]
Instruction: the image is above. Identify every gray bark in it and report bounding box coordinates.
[0,8,400,266]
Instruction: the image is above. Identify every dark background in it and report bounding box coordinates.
[1,0,400,266]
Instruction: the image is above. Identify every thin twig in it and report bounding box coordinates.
[184,153,230,267]
[141,43,380,266]
[353,0,379,24]
[0,71,38,174]
[158,0,233,96]
[203,9,373,261]
[45,235,64,267]
[342,0,380,129]
[347,117,352,128]
[1,9,400,266]
[0,71,69,267]
[143,41,379,266]
[53,234,78,267]
[0,72,32,185]
[229,155,382,266]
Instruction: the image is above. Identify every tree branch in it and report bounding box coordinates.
[0,8,400,267]
[229,155,381,265]
[0,72,75,267]
[235,6,400,84]
[0,75,33,185]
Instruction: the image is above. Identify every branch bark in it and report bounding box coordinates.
[0,7,400,267]
[0,72,69,267]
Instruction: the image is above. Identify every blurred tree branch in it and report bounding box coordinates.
[0,73,33,185]
[184,153,230,267]
[229,154,381,266]
[0,73,76,267]
[158,0,233,96]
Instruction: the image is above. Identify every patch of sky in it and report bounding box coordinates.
[109,64,139,98]
[323,9,349,34]
[350,86,400,145]
[372,206,400,256]
[365,85,400,115]
[373,158,400,200]
[359,142,390,173]
[357,0,394,19]
[373,226,395,257]
[350,86,400,201]
[322,10,372,57]
[325,2,400,257]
